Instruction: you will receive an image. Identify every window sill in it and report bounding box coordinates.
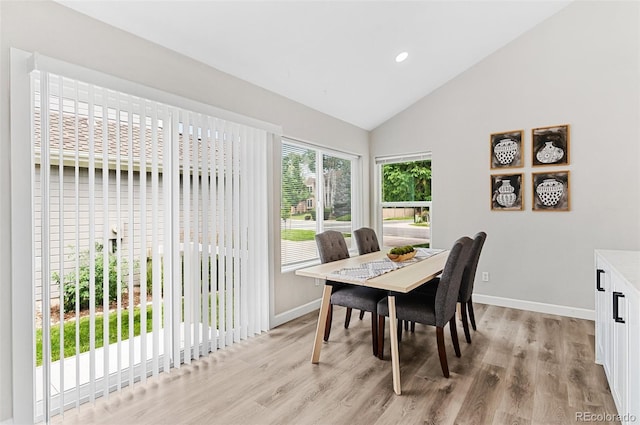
[281,259,321,275]
[280,248,359,275]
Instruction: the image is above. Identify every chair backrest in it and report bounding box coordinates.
[458,231,487,303]
[315,230,350,264]
[354,227,380,255]
[434,236,473,327]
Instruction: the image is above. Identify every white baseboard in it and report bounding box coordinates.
[270,294,595,328]
[473,294,595,321]
[271,299,321,328]
[0,418,13,425]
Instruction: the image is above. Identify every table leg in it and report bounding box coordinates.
[311,284,333,364]
[388,294,401,395]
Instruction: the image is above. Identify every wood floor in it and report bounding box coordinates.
[54,304,620,425]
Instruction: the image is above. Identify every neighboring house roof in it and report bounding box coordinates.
[33,109,221,169]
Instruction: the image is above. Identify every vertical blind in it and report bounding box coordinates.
[33,70,270,422]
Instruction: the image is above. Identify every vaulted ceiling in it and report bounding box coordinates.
[56,1,571,130]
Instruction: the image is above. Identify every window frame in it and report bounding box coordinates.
[374,152,432,248]
[280,137,361,271]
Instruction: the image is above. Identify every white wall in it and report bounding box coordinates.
[0,1,369,421]
[371,1,640,314]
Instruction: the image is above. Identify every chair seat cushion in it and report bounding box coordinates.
[331,287,386,312]
[377,293,437,326]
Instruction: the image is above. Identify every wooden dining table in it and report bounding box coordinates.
[295,249,450,395]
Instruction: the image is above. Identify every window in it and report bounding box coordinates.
[376,153,431,248]
[281,139,358,267]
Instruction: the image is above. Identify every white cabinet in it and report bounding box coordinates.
[595,250,640,425]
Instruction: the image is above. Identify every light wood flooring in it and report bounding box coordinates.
[54,304,620,425]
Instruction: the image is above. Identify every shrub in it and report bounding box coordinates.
[53,243,130,312]
[304,214,311,220]
[421,211,430,224]
[308,208,334,220]
[147,255,172,296]
[146,257,155,296]
[335,214,351,222]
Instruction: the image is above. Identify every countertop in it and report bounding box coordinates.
[596,249,640,293]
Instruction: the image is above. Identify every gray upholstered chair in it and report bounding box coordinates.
[414,232,487,343]
[352,227,381,322]
[354,227,380,255]
[315,230,386,355]
[376,236,473,377]
[457,231,486,342]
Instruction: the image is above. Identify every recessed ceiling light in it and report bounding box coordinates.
[395,52,409,63]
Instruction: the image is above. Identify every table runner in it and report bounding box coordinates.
[327,248,444,282]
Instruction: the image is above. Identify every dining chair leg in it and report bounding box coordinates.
[404,320,408,331]
[449,317,461,358]
[324,304,333,341]
[371,312,378,356]
[460,302,472,343]
[377,315,385,359]
[468,297,477,331]
[359,310,365,320]
[436,327,449,378]
[397,319,403,343]
[410,322,415,333]
[344,307,352,329]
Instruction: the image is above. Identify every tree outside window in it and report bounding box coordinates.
[382,160,431,203]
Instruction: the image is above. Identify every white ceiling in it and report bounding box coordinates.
[56,0,571,130]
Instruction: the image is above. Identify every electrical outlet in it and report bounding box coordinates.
[482,272,489,282]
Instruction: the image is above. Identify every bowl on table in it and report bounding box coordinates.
[386,250,417,262]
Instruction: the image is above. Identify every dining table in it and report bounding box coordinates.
[295,248,450,395]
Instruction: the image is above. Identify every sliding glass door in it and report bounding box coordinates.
[25,67,271,422]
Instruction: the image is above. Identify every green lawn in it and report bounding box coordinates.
[36,305,155,366]
[384,216,414,221]
[281,229,352,242]
[37,294,224,366]
[281,229,316,241]
[290,213,312,220]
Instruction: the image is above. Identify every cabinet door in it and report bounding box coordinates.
[626,287,639,423]
[611,271,628,418]
[595,257,610,365]
[594,252,640,425]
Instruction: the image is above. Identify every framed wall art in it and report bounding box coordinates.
[532,171,570,211]
[532,124,570,166]
[491,173,523,211]
[490,130,523,169]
